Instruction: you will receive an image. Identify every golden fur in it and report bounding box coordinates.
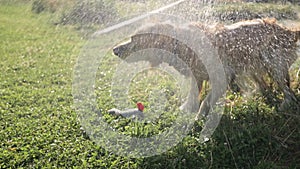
[113,18,300,115]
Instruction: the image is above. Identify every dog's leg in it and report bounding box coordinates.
[179,77,202,114]
[278,70,299,110]
[195,66,229,120]
[228,72,240,93]
[196,91,212,120]
[251,73,269,94]
[265,54,299,110]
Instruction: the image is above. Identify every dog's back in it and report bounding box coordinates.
[198,19,299,72]
[197,18,299,110]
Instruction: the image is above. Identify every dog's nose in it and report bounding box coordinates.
[113,46,119,56]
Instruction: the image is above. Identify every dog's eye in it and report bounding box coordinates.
[132,35,139,41]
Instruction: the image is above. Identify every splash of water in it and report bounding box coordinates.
[94,0,186,35]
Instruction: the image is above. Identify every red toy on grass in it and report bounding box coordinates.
[108,102,145,119]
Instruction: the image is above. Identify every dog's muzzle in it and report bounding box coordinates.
[113,46,121,56]
[113,39,133,57]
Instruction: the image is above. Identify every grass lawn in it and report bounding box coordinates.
[0,2,299,168]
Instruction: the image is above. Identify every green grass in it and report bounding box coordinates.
[211,3,298,21]
[0,2,300,169]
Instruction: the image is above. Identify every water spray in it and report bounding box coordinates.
[94,0,186,35]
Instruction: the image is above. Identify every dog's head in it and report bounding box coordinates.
[112,23,209,79]
[113,33,167,58]
[112,23,185,65]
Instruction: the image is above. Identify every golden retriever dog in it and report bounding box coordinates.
[113,18,300,116]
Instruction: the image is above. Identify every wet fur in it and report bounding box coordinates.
[113,18,300,117]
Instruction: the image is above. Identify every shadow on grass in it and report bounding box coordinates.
[138,95,300,169]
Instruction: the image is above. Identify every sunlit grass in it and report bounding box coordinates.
[0,2,299,168]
